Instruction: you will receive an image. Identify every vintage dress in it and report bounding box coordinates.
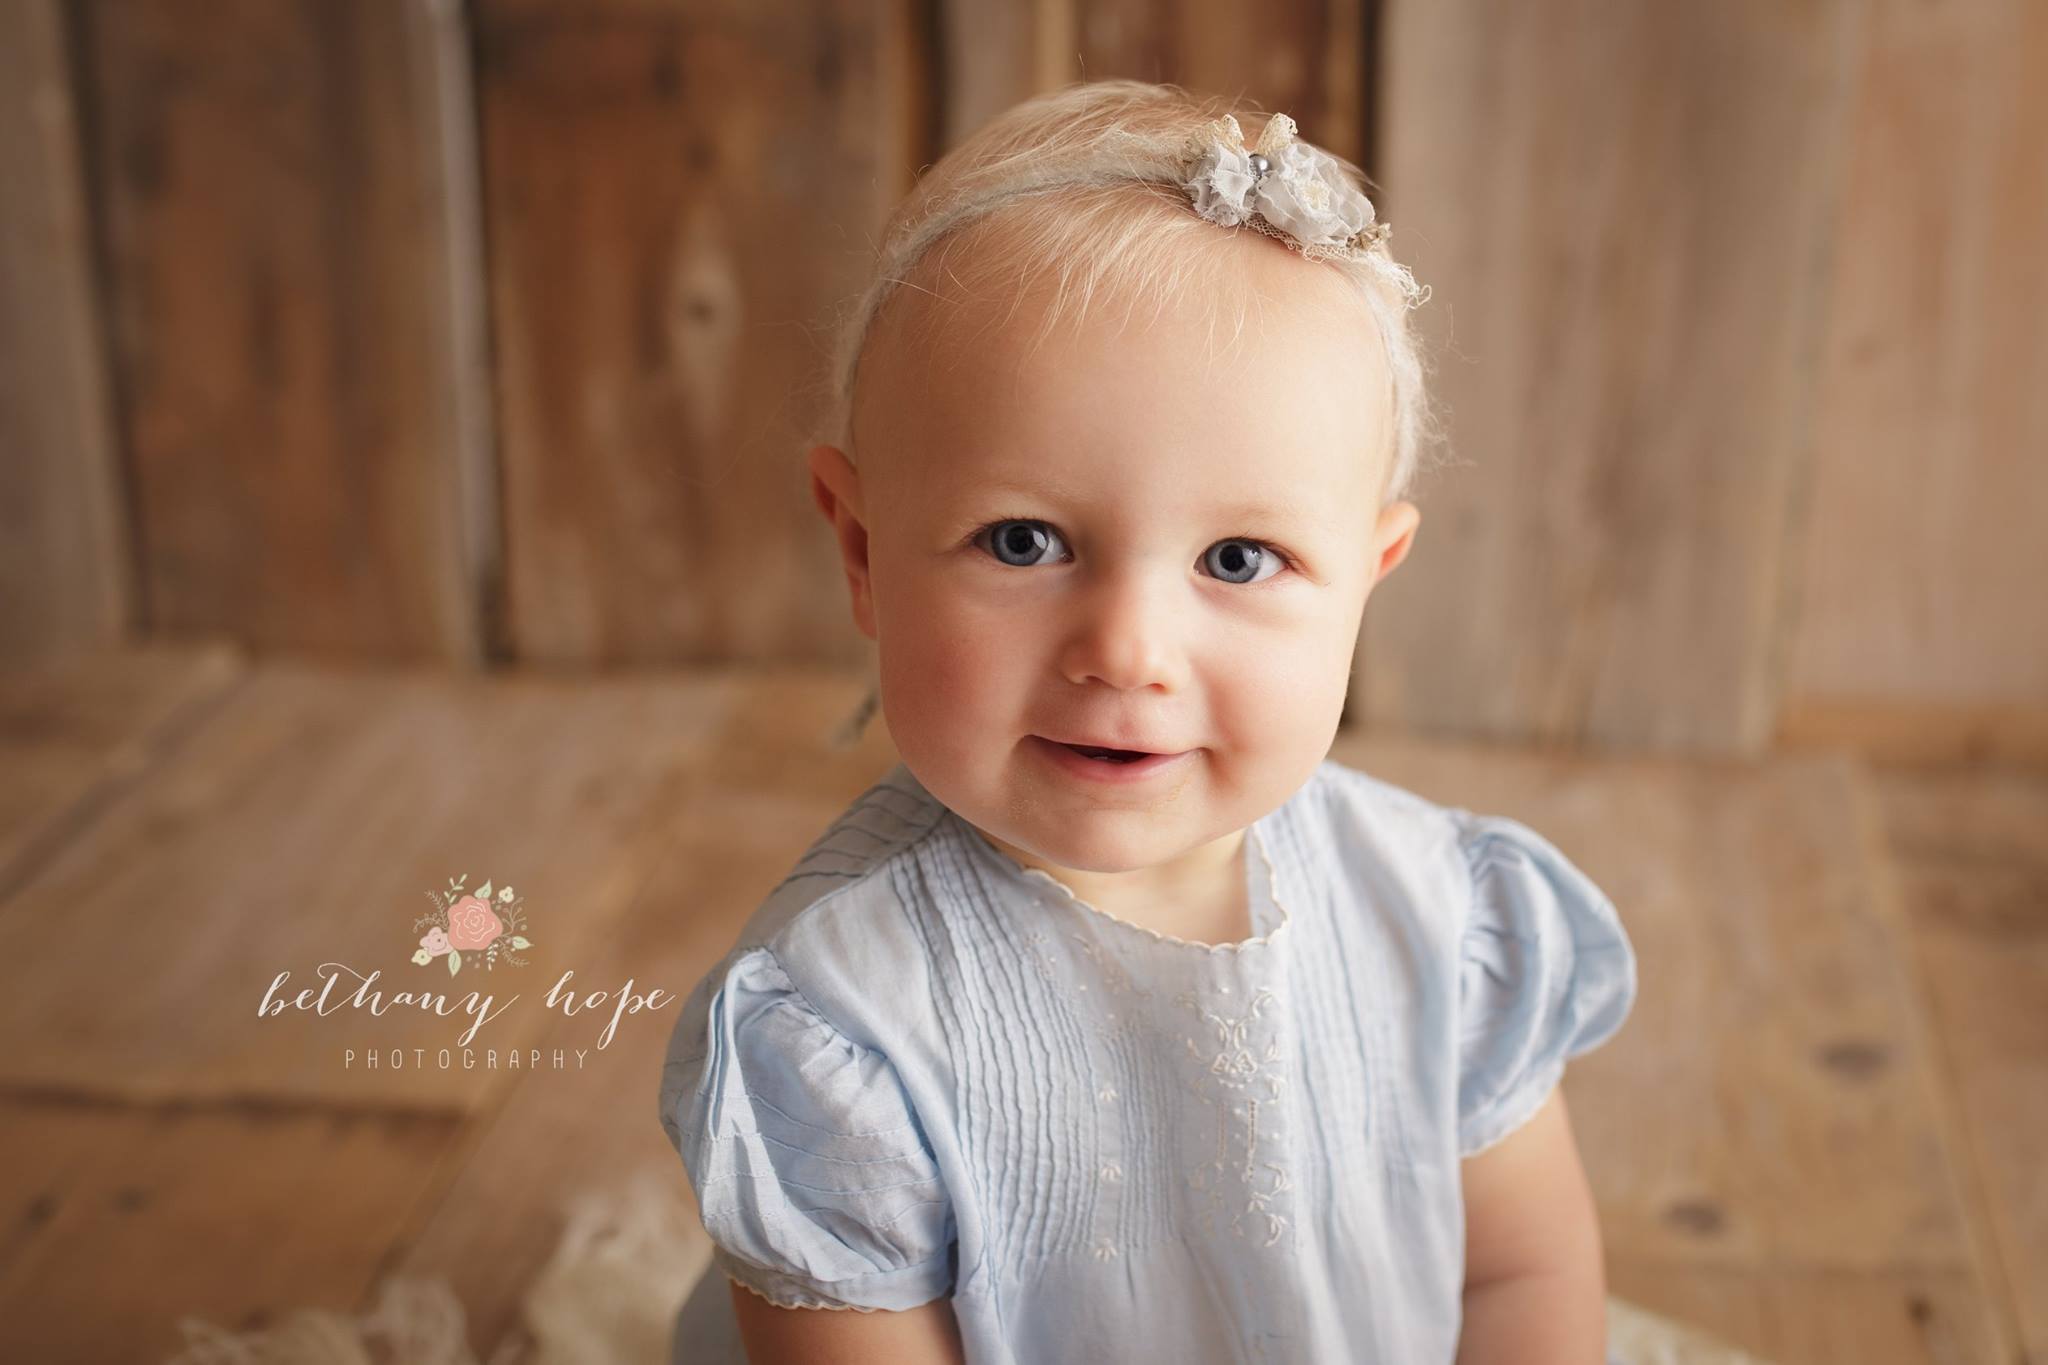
[659,757,1637,1363]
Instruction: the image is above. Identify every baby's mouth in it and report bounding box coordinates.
[1064,743,1151,764]
[1036,736,1159,765]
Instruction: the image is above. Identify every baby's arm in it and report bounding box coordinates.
[1454,1086,1609,1363]
[730,1284,966,1365]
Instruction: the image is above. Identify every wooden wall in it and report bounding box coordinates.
[1369,0,2047,759]
[0,0,128,660]
[1,0,2041,759]
[73,0,492,663]
[1778,0,2048,763]
[475,0,925,666]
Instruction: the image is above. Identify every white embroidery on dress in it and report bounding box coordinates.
[1021,929,1059,987]
[1070,933,1155,1002]
[1178,987,1292,1247]
[1021,928,1294,1252]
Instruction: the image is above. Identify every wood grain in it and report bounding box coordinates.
[0,662,766,1112]
[1788,0,2048,731]
[75,0,484,662]
[1601,1264,2003,1365]
[1871,765,2047,1361]
[1367,0,1860,754]
[939,0,1369,162]
[0,1100,462,1363]
[476,0,924,666]
[0,642,243,899]
[1329,734,2011,1362]
[0,0,130,664]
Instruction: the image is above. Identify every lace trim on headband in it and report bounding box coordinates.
[1180,113,1429,309]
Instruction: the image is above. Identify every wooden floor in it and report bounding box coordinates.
[0,646,2039,1364]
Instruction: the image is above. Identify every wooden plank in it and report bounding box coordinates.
[1328,735,2006,1360]
[0,1098,462,1363]
[0,662,782,1113]
[939,0,1369,162]
[1366,0,1859,753]
[1870,765,2047,1360]
[1787,0,2048,741]
[1604,1264,2003,1365]
[1778,698,2048,770]
[0,643,244,898]
[0,0,130,663]
[75,0,484,662]
[390,674,897,1355]
[475,0,924,665]
[938,0,1064,144]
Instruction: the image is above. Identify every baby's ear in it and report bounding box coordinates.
[1372,500,1421,585]
[807,445,877,639]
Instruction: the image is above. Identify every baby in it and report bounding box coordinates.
[660,81,1637,1365]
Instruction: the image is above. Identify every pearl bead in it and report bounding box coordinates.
[1248,153,1271,178]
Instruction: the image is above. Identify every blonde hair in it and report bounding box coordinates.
[815,80,1442,748]
[818,79,1442,505]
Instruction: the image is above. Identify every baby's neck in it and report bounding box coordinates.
[989,826,1253,946]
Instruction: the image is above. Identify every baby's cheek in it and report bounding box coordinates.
[1215,632,1349,743]
[878,603,1000,751]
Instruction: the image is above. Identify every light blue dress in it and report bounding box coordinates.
[659,757,1637,1364]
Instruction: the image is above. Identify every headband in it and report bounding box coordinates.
[1180,112,1416,297]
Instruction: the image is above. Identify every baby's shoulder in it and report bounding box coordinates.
[1299,756,1475,874]
[709,762,952,1037]
[749,763,945,931]
[1309,755,1464,822]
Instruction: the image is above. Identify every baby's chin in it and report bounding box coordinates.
[982,802,1223,877]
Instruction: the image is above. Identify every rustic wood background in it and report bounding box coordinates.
[5,0,2041,756]
[2,4,2044,1360]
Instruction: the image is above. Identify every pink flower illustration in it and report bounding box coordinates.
[418,926,451,957]
[446,894,504,951]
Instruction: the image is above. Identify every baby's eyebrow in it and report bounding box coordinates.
[1213,497,1318,525]
[970,481,1321,523]
[969,476,1089,503]
[1206,498,1358,543]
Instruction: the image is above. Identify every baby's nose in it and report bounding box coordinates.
[1058,570,1189,693]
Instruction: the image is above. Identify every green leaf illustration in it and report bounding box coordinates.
[509,936,531,949]
[448,950,462,976]
[476,881,493,901]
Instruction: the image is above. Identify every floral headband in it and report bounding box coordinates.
[1180,112,1403,272]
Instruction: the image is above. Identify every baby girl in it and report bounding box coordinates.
[660,80,1637,1364]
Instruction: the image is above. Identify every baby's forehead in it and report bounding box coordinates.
[855,215,1391,486]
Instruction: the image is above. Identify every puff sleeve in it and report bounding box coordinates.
[1455,813,1638,1158]
[658,946,956,1311]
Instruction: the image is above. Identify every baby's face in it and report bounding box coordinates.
[814,231,1418,875]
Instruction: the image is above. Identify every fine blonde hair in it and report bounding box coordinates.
[818,79,1442,506]
[816,80,1442,747]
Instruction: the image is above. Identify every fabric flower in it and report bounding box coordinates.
[1181,111,1382,252]
[446,894,504,951]
[1254,141,1376,247]
[1184,117,1258,228]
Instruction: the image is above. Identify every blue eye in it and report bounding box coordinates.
[976,519,1069,567]
[1203,539,1284,584]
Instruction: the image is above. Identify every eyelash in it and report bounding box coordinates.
[966,517,1298,578]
